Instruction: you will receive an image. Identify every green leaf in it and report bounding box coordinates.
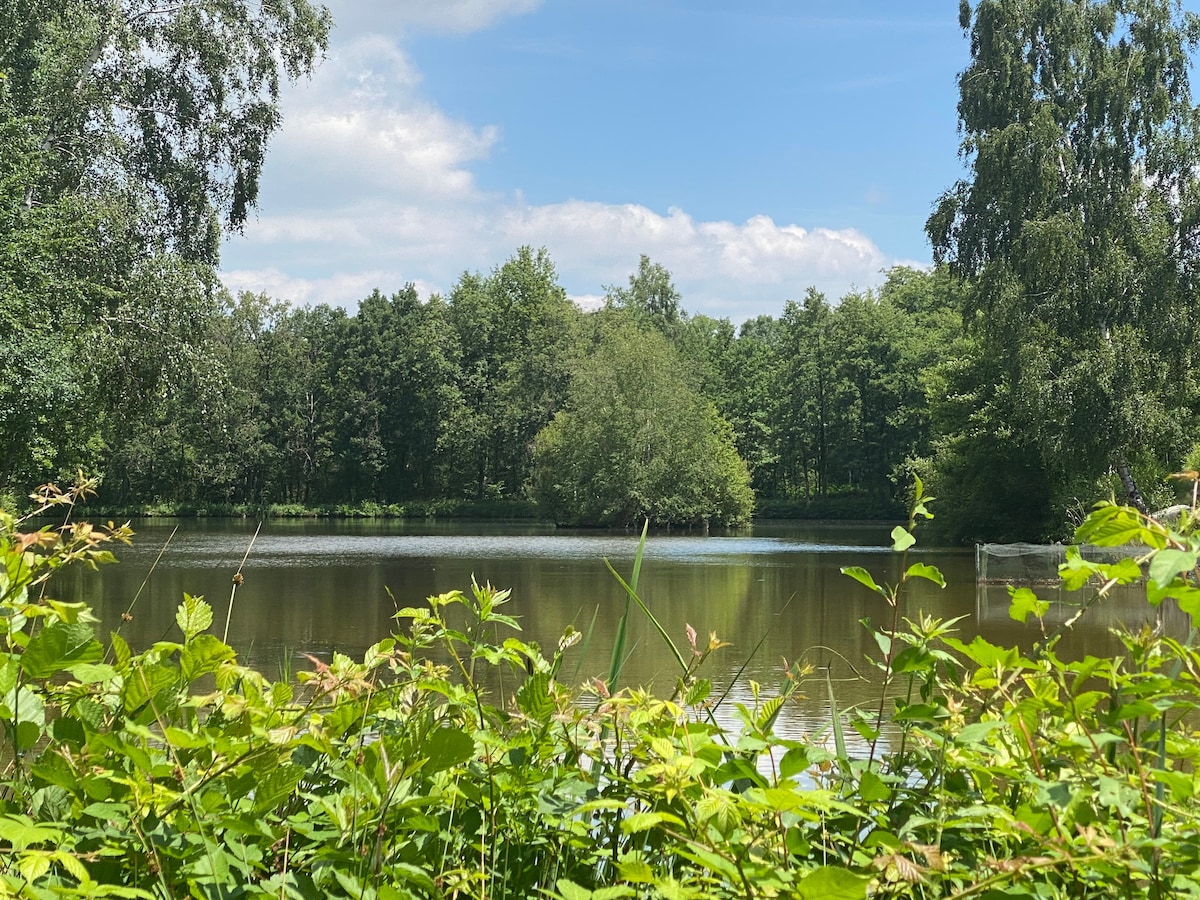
[554,880,597,900]
[891,645,935,674]
[0,655,17,695]
[621,811,683,834]
[685,677,711,706]
[858,770,890,802]
[176,594,213,640]
[425,726,474,773]
[904,562,945,587]
[44,599,94,624]
[840,566,883,595]
[1008,587,1050,624]
[54,848,91,883]
[1151,769,1194,802]
[616,858,656,883]
[333,869,369,899]
[1097,775,1138,817]
[68,662,117,684]
[1094,557,1143,584]
[18,851,51,883]
[51,716,86,747]
[516,670,554,719]
[163,726,209,750]
[1058,551,1100,591]
[122,662,178,713]
[942,635,1021,669]
[893,702,944,722]
[797,866,869,900]
[1075,504,1165,549]
[891,526,916,552]
[384,864,438,894]
[955,720,1004,744]
[1156,582,1200,617]
[678,845,741,881]
[780,746,810,780]
[0,816,62,850]
[180,633,236,682]
[5,686,45,751]
[21,621,103,679]
[254,763,305,813]
[110,632,131,672]
[1149,548,1197,588]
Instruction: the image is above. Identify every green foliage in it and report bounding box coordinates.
[0,0,331,501]
[8,480,1200,897]
[604,254,683,335]
[771,270,960,514]
[532,320,753,527]
[1,0,332,261]
[926,0,1200,538]
[443,247,583,501]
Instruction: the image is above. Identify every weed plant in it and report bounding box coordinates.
[3,476,1200,898]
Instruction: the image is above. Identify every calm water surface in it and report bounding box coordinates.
[55,519,1166,746]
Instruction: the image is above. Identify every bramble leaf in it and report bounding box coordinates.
[1149,548,1197,588]
[797,866,870,900]
[176,594,213,640]
[1008,587,1050,624]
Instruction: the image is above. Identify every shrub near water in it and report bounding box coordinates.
[4,480,1200,898]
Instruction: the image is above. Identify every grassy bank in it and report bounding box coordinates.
[74,497,547,521]
[755,492,905,521]
[76,495,903,526]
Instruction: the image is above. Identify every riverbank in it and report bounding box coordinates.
[73,491,903,524]
[76,497,547,520]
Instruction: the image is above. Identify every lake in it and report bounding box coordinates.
[52,518,1167,745]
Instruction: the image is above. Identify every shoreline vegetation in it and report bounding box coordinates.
[4,479,1200,898]
[60,493,904,525]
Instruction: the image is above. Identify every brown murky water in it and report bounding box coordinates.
[52,518,1173,748]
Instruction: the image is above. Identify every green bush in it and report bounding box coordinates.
[3,478,1200,898]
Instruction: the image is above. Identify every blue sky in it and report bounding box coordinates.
[219,1,972,322]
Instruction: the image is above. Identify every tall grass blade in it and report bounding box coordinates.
[603,519,649,694]
[222,522,262,644]
[120,525,178,627]
[711,593,797,722]
[630,518,647,594]
[570,605,601,688]
[605,595,631,695]
[826,668,848,774]
[605,559,687,675]
[594,521,649,787]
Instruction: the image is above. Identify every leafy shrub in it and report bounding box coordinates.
[3,477,1200,898]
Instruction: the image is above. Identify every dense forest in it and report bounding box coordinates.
[5,0,1200,541]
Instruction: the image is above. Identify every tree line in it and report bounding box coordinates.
[5,0,1200,540]
[31,248,961,529]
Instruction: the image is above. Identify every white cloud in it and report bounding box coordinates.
[569,293,606,313]
[273,104,496,200]
[222,267,445,307]
[222,3,902,322]
[229,197,896,321]
[260,36,496,206]
[497,201,892,316]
